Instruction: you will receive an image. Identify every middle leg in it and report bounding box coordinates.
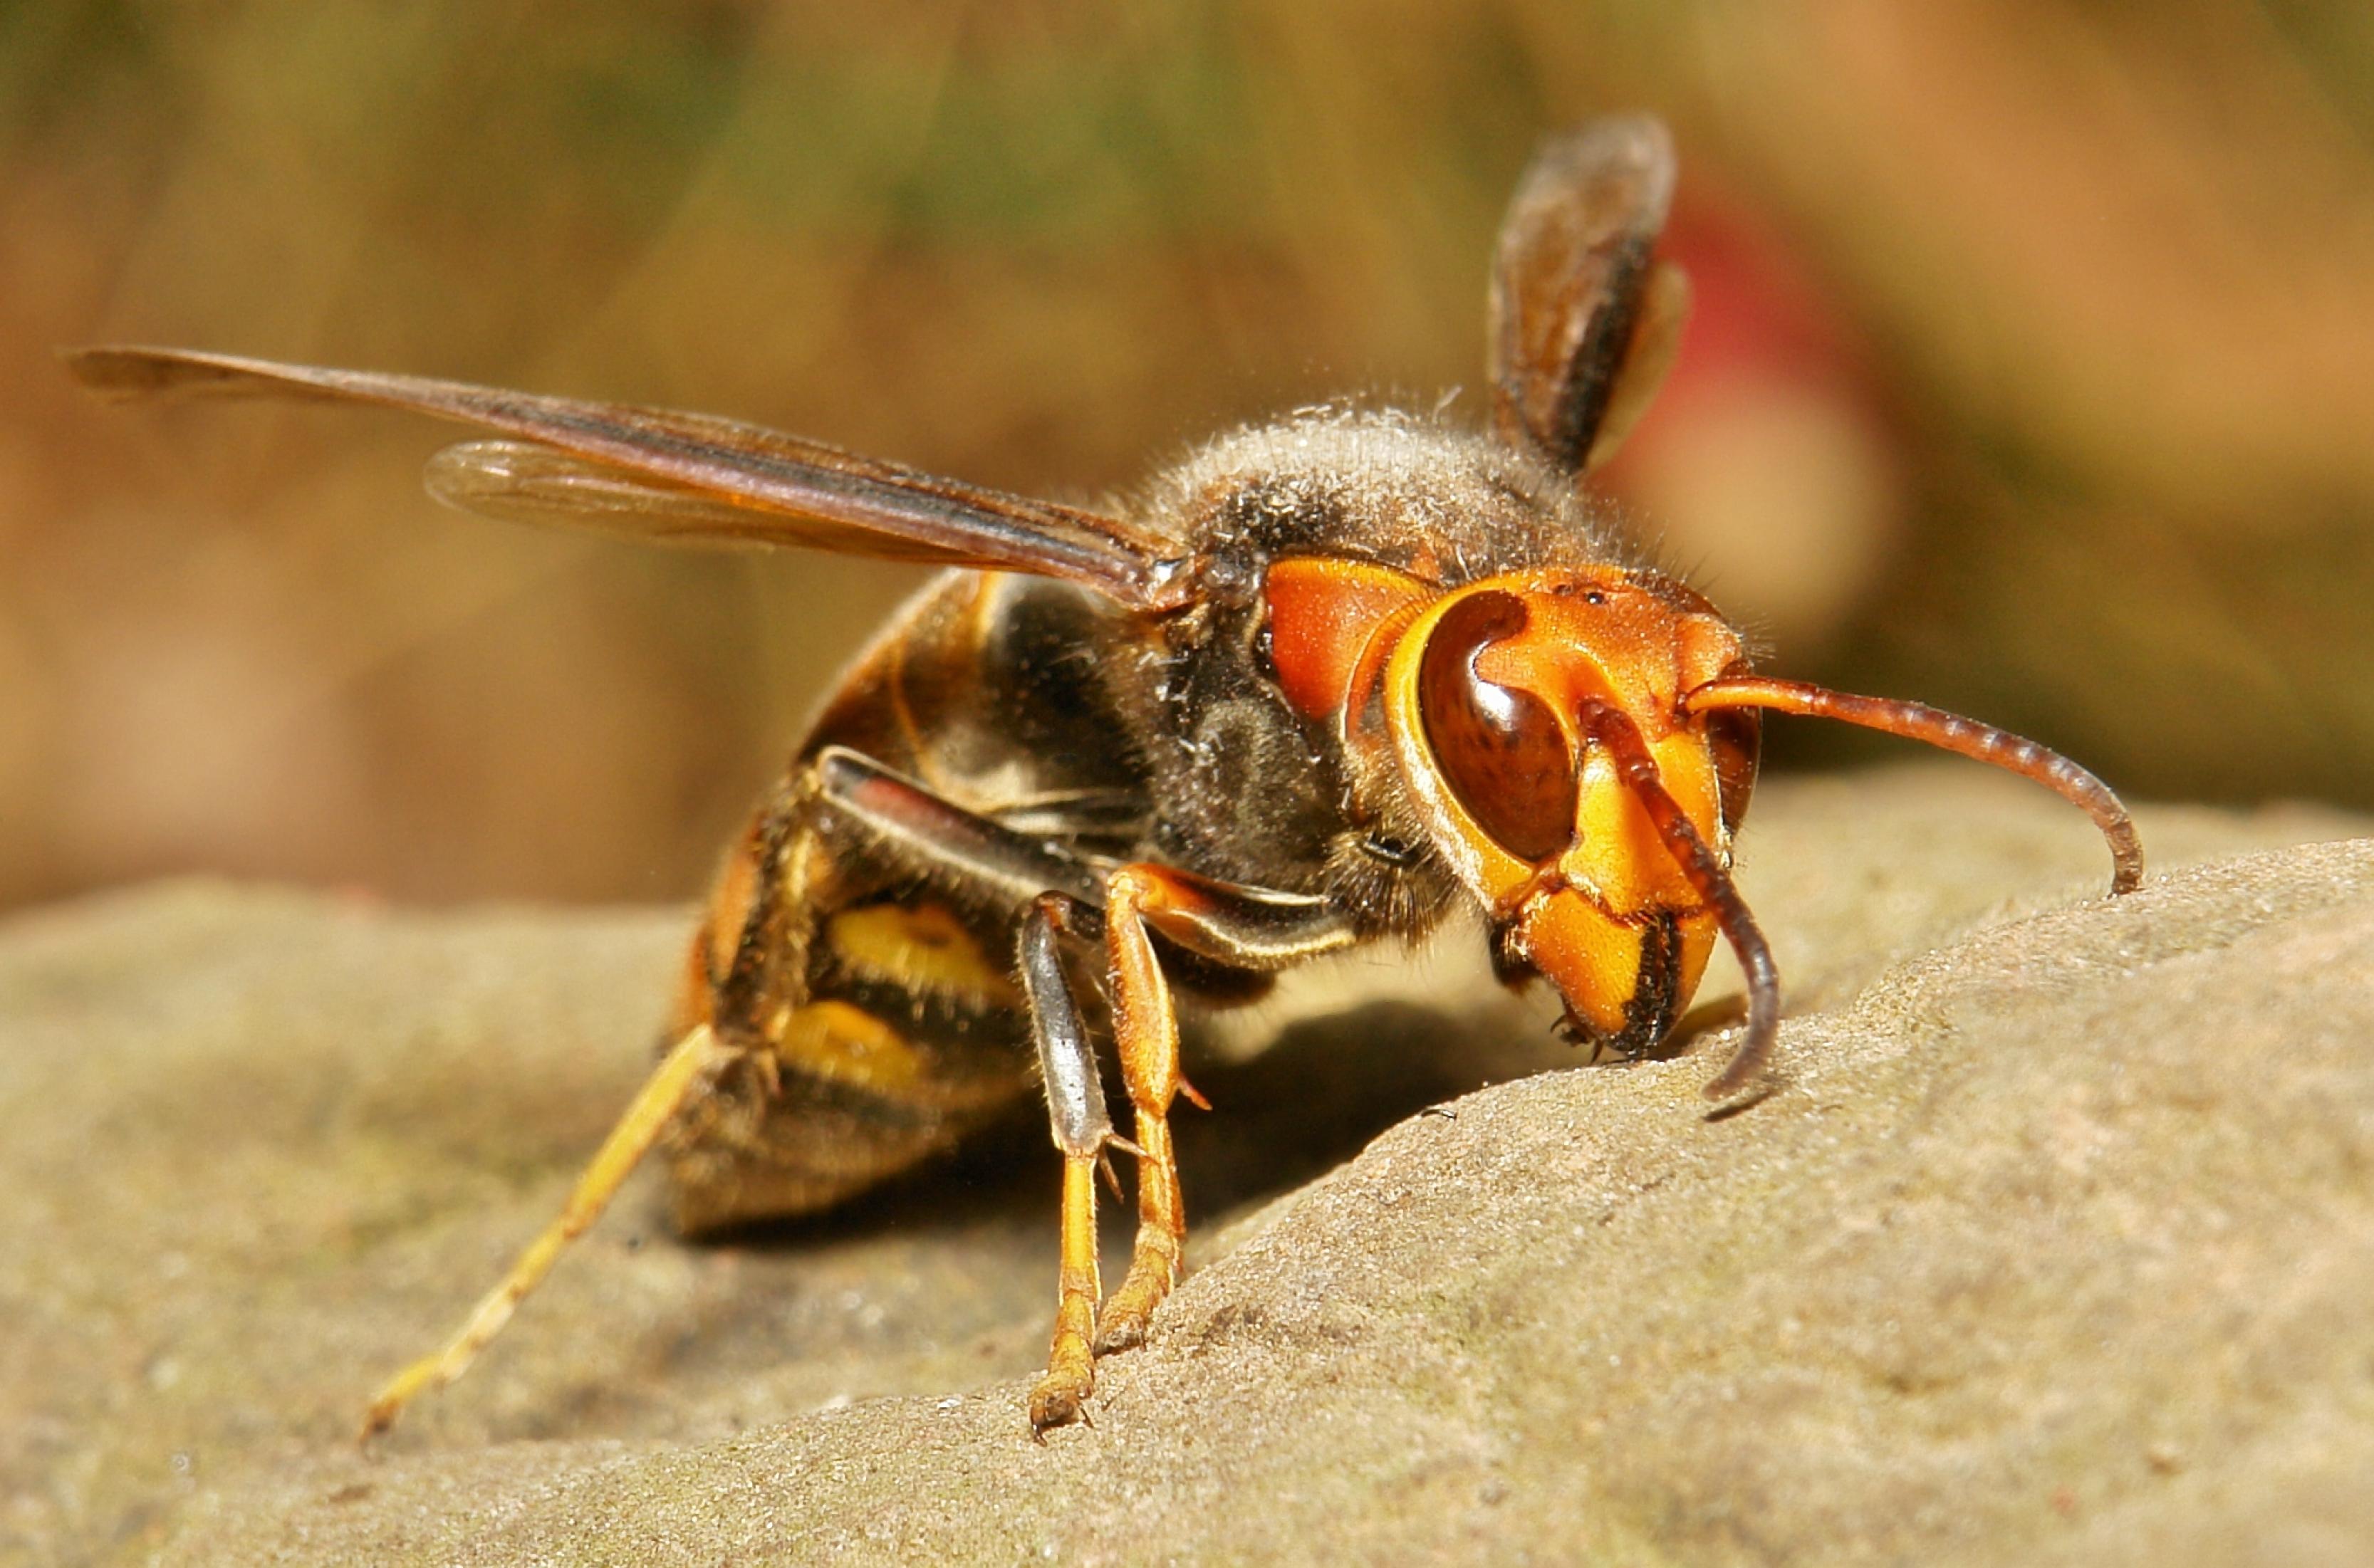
[1020,866,1358,1430]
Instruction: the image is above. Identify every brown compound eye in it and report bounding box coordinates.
[1417,590,1578,863]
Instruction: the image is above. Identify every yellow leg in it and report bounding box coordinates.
[1026,1154,1102,1432]
[1093,867,1199,1354]
[1016,864,1350,1428]
[1093,1114,1184,1352]
[360,1023,725,1441]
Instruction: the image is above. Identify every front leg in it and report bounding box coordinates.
[1019,867,1356,1431]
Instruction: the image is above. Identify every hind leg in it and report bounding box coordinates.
[360,1023,728,1440]
[363,746,1105,1439]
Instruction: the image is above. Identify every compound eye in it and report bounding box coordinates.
[1417,590,1578,864]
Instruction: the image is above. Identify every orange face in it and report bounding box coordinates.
[1386,569,1756,1047]
[1362,567,1755,1050]
[1261,556,1759,1050]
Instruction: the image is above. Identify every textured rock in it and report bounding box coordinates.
[1,768,2368,1566]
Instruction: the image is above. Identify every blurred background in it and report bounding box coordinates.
[3,0,2370,912]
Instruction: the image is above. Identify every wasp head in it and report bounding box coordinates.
[1376,568,1760,1054]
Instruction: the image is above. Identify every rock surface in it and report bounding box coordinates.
[2,768,2369,1567]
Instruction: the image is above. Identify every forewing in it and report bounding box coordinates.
[64,347,1184,606]
[423,440,961,563]
[1487,115,1686,475]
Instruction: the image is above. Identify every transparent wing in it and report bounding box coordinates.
[1487,115,1689,475]
[422,440,962,563]
[64,346,1187,607]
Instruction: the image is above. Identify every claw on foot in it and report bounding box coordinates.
[1090,1310,1150,1357]
[1091,1242,1178,1354]
[1029,1366,1093,1434]
[357,1402,397,1450]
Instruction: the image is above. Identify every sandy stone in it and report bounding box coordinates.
[2,768,2367,1566]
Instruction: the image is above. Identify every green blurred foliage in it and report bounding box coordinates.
[2,0,2370,909]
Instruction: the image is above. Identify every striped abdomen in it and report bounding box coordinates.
[657,570,1147,1235]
